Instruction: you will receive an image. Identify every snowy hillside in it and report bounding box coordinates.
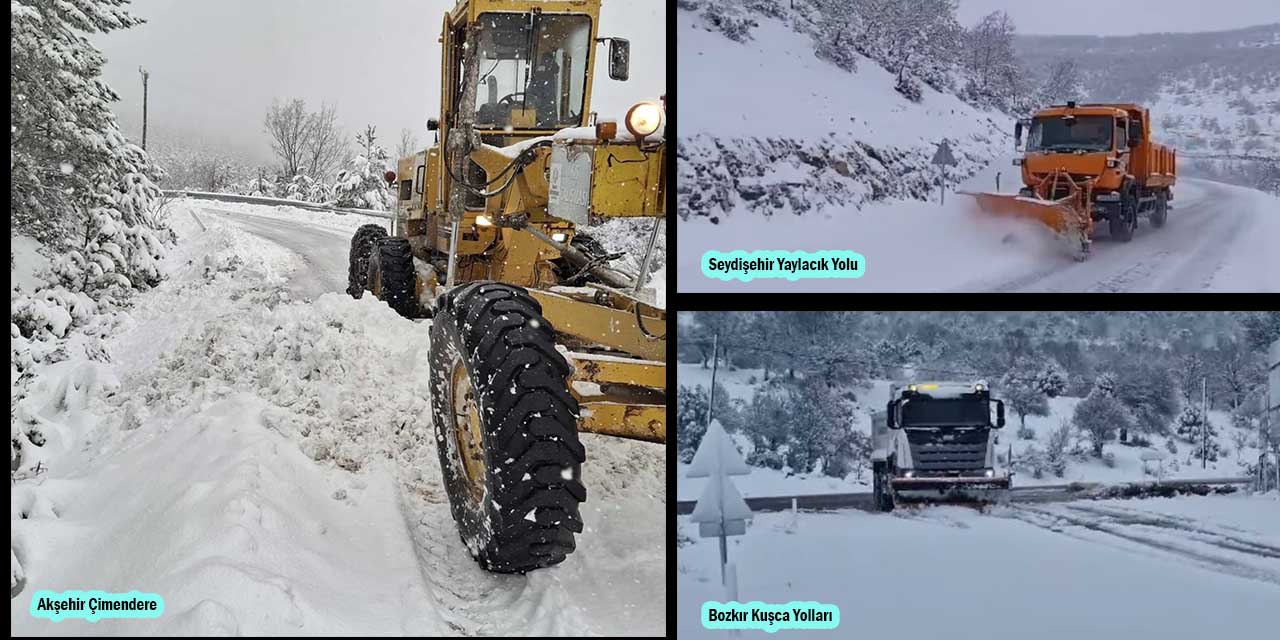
[677,362,1267,501]
[677,4,1008,221]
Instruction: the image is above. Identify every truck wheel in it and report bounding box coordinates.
[347,224,388,297]
[428,282,586,573]
[1110,185,1137,242]
[1150,191,1168,228]
[366,237,417,318]
[873,462,895,512]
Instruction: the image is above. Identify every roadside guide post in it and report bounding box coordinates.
[687,417,752,587]
[933,140,959,205]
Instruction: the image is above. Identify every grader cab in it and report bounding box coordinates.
[347,0,665,573]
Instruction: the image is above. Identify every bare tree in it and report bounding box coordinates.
[397,128,418,159]
[304,102,347,179]
[966,11,1016,90]
[264,99,310,178]
[1040,59,1083,104]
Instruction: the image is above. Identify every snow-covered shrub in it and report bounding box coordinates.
[1165,437,1179,455]
[1102,451,1116,468]
[1173,405,1207,442]
[334,154,393,211]
[895,75,923,103]
[1019,445,1047,479]
[1017,426,1036,440]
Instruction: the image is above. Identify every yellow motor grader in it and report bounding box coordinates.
[347,0,666,573]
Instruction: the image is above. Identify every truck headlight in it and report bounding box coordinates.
[985,469,995,478]
[476,215,494,227]
[625,101,664,140]
[551,232,568,243]
[904,471,915,478]
[1106,158,1120,168]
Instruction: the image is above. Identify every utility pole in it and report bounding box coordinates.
[139,67,150,151]
[1202,377,1208,470]
[705,333,719,430]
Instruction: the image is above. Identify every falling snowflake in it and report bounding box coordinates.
[60,162,74,175]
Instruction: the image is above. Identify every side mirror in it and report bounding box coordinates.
[1014,121,1023,147]
[608,38,630,81]
[427,119,439,132]
[995,400,1006,429]
[1128,134,1140,148]
[885,401,897,429]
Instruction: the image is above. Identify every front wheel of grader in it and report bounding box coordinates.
[428,282,587,573]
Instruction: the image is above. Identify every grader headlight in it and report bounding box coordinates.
[625,101,664,141]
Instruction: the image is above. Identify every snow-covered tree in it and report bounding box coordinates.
[1000,359,1050,428]
[1039,59,1084,105]
[12,0,171,300]
[1173,404,1220,463]
[333,126,393,210]
[397,128,419,160]
[1034,359,1068,398]
[1073,390,1132,457]
[742,390,791,470]
[783,383,847,474]
[677,385,709,463]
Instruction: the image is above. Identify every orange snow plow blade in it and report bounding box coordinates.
[961,170,1094,260]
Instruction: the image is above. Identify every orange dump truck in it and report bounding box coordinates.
[967,102,1177,258]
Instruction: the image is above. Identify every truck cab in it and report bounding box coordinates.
[871,381,1011,512]
[1013,102,1176,242]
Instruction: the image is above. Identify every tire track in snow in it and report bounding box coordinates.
[1003,504,1280,587]
[964,178,1249,292]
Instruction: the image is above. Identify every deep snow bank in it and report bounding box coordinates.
[11,203,666,635]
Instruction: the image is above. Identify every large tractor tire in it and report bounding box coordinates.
[428,282,586,573]
[367,237,417,318]
[347,224,388,297]
[1150,190,1168,228]
[1110,183,1138,242]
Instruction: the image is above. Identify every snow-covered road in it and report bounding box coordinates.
[11,201,665,636]
[203,207,357,300]
[959,179,1275,292]
[677,493,1280,639]
[679,177,1278,293]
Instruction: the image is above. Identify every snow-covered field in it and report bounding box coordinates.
[11,201,665,635]
[678,492,1280,639]
[678,362,1263,501]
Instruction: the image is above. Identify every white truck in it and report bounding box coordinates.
[871,381,1011,511]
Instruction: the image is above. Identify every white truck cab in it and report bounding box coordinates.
[871,381,1011,511]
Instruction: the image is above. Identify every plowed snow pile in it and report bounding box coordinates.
[11,204,664,636]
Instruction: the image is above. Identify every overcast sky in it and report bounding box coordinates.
[957,0,1280,36]
[96,0,665,165]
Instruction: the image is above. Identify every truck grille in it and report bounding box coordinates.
[905,429,989,471]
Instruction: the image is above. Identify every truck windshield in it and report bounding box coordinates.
[901,398,990,427]
[1027,116,1113,152]
[473,13,592,130]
